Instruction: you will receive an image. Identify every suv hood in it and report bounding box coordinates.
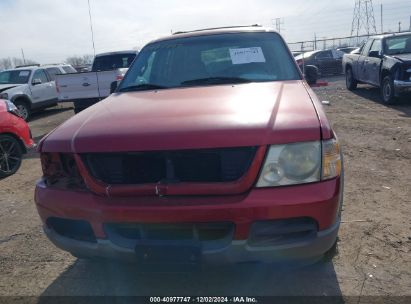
[42,81,321,153]
[392,53,411,63]
[0,84,21,92]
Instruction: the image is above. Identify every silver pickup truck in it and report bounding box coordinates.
[342,32,411,104]
[56,51,137,113]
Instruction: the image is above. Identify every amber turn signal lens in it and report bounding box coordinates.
[322,138,342,180]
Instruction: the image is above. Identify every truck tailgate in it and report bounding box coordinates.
[57,72,99,101]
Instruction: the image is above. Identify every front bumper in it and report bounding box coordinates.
[35,177,342,263]
[394,80,411,96]
[44,220,339,264]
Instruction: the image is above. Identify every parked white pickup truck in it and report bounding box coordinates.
[56,51,137,113]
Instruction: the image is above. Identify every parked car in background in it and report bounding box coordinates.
[292,51,302,57]
[43,64,77,81]
[0,65,58,120]
[295,49,344,76]
[56,51,138,113]
[343,32,411,104]
[35,26,343,265]
[73,64,92,73]
[336,47,358,54]
[0,99,35,178]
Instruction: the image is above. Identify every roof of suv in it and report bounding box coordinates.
[150,25,276,44]
[95,50,138,57]
[6,66,40,71]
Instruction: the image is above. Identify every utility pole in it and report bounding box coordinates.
[314,33,317,50]
[398,22,401,33]
[380,4,383,33]
[21,49,26,65]
[87,0,96,57]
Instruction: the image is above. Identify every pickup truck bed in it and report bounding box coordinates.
[56,51,137,112]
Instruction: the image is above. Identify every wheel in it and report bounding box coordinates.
[0,135,23,178]
[305,66,318,85]
[381,76,397,105]
[345,67,357,90]
[74,107,83,114]
[13,100,31,121]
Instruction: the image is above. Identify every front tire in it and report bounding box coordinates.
[345,67,357,90]
[13,100,31,121]
[381,76,397,105]
[0,135,23,178]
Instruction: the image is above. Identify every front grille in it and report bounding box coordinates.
[104,222,234,242]
[82,147,257,185]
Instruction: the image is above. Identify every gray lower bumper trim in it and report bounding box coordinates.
[44,220,340,264]
[394,80,411,95]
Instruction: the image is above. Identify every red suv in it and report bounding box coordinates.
[35,26,343,265]
[0,99,35,178]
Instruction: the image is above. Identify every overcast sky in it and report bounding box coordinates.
[0,0,410,63]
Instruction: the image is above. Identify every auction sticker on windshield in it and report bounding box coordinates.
[229,47,266,64]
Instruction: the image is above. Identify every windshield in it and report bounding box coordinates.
[62,65,77,73]
[0,70,31,84]
[384,35,411,55]
[92,53,136,71]
[119,32,300,92]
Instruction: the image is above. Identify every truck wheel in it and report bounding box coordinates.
[0,135,23,178]
[345,67,357,90]
[13,100,31,121]
[381,76,397,105]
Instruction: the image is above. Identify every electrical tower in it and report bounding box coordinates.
[272,18,284,33]
[351,0,377,40]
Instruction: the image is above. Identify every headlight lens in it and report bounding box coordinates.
[256,138,341,187]
[4,100,21,117]
[256,141,321,187]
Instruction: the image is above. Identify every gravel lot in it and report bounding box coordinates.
[0,76,410,300]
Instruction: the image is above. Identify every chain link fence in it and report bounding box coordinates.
[287,31,405,53]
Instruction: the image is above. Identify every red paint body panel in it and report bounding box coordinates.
[41,81,320,153]
[0,99,34,148]
[35,177,341,240]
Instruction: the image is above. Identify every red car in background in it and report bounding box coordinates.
[0,99,35,178]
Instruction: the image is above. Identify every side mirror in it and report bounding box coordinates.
[304,65,319,85]
[32,78,42,86]
[110,81,118,94]
[369,50,382,58]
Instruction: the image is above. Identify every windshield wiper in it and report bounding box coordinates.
[181,77,252,86]
[118,83,168,92]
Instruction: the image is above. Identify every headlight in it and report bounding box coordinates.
[0,93,8,100]
[256,138,341,187]
[3,100,21,118]
[256,141,321,187]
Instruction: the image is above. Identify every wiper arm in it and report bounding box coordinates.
[181,77,252,86]
[118,83,168,92]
